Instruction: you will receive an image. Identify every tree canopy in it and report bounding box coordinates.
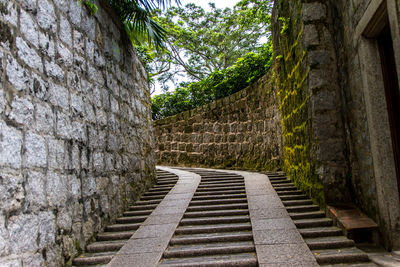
[139,0,273,91]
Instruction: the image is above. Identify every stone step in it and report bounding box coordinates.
[170,232,253,245]
[129,204,158,211]
[276,190,304,195]
[299,227,343,238]
[270,180,292,185]
[306,236,355,250]
[313,247,370,264]
[115,215,147,224]
[280,194,309,201]
[184,209,249,218]
[189,198,247,206]
[105,222,141,232]
[198,182,245,188]
[200,177,244,183]
[86,240,126,253]
[143,190,171,197]
[72,252,115,266]
[321,263,378,267]
[175,223,252,234]
[97,231,135,241]
[180,215,250,225]
[200,179,244,185]
[186,203,249,212]
[159,253,258,267]
[194,189,246,196]
[148,186,174,192]
[163,242,255,258]
[192,193,246,201]
[157,180,178,185]
[274,186,297,191]
[135,199,163,205]
[286,204,320,213]
[123,209,152,217]
[196,185,245,192]
[294,218,333,228]
[140,194,166,201]
[199,175,242,179]
[289,210,326,220]
[283,199,314,206]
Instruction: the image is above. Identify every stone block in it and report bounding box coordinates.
[303,24,319,47]
[9,96,34,125]
[0,171,24,212]
[0,122,23,168]
[53,0,69,14]
[31,72,50,100]
[22,254,44,267]
[71,92,83,116]
[24,132,47,168]
[46,172,68,207]
[56,42,73,67]
[39,31,55,58]
[48,138,64,170]
[59,14,72,47]
[0,215,9,257]
[6,55,31,91]
[37,0,57,33]
[2,1,18,27]
[20,9,39,48]
[68,0,82,26]
[73,30,85,55]
[302,3,327,22]
[35,102,54,134]
[45,60,64,81]
[25,170,47,209]
[56,111,73,140]
[49,83,69,109]
[38,211,55,247]
[8,214,39,254]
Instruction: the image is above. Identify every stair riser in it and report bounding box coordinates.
[184,210,249,218]
[186,204,249,211]
[163,246,255,258]
[307,241,355,250]
[180,217,250,225]
[175,226,252,234]
[316,254,370,264]
[170,235,253,245]
[87,243,125,253]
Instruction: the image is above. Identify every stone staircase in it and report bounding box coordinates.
[266,172,378,266]
[158,169,258,266]
[72,169,178,266]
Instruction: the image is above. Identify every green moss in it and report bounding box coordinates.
[275,0,325,207]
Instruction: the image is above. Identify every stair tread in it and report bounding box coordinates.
[167,241,254,251]
[159,253,257,266]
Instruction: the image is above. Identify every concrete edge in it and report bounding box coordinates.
[107,167,201,267]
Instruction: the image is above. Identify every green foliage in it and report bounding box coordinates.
[152,43,273,120]
[78,0,98,15]
[140,0,273,90]
[109,0,180,48]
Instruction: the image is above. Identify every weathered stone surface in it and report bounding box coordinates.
[20,9,39,48]
[6,55,31,91]
[302,3,326,22]
[154,73,282,171]
[24,132,47,168]
[8,214,38,254]
[0,1,154,265]
[0,122,23,168]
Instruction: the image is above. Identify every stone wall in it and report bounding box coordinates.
[154,72,282,171]
[331,0,400,249]
[0,0,155,265]
[272,0,350,206]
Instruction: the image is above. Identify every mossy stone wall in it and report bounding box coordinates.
[154,71,282,171]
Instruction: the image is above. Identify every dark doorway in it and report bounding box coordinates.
[377,23,400,198]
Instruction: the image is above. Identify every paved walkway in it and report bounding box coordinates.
[108,167,318,266]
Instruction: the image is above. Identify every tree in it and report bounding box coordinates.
[107,0,181,48]
[141,0,273,91]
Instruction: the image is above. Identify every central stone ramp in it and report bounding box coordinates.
[158,169,257,266]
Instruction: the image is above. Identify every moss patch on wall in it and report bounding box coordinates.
[274,0,325,206]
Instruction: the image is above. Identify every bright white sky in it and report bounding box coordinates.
[152,0,242,95]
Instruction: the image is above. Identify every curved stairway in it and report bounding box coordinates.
[266,172,378,267]
[158,169,258,267]
[72,169,178,266]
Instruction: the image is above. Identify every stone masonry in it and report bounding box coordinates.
[0,0,155,265]
[154,72,282,171]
